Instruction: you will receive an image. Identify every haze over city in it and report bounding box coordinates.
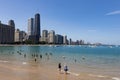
[0,0,120,45]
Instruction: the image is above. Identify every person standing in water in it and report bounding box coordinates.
[35,57,37,62]
[58,63,62,73]
[64,65,68,74]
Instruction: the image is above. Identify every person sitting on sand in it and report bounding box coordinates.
[58,63,62,72]
[64,65,68,74]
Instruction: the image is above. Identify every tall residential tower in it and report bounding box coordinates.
[27,13,41,43]
[34,13,41,38]
[28,18,34,36]
[48,30,55,44]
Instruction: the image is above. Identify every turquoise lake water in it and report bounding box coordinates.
[0,45,120,77]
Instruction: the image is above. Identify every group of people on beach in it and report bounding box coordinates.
[58,63,69,74]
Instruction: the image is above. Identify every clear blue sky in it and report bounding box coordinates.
[0,0,120,45]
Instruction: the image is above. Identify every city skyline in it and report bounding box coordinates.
[0,0,120,45]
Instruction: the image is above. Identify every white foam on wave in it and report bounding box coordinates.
[22,62,27,64]
[59,70,79,76]
[112,77,120,80]
[89,74,106,78]
[89,74,120,80]
[68,71,79,76]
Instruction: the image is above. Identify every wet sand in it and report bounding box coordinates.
[0,60,118,80]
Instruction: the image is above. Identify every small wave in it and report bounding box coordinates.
[89,74,106,78]
[22,62,27,64]
[112,77,120,80]
[68,71,79,76]
[89,74,120,80]
[59,70,79,76]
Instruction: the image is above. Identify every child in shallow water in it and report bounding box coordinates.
[64,65,68,74]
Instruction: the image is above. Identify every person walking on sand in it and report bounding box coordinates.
[64,65,68,74]
[58,63,62,73]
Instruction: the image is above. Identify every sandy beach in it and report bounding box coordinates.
[0,60,80,80]
[0,59,118,80]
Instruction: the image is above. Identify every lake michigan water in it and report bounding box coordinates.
[0,45,120,79]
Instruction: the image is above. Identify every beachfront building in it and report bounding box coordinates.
[41,30,48,42]
[15,29,27,42]
[48,30,55,44]
[63,35,67,45]
[0,20,15,44]
[55,34,63,44]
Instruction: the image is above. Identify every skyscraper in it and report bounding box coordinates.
[34,13,40,43]
[63,35,67,44]
[34,13,40,37]
[28,18,34,36]
[27,13,41,43]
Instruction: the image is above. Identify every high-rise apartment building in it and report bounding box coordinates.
[55,34,63,44]
[28,18,34,36]
[15,29,27,42]
[27,13,41,43]
[15,29,20,42]
[48,30,55,44]
[34,13,40,37]
[0,20,15,44]
[63,35,67,44]
[41,30,48,42]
